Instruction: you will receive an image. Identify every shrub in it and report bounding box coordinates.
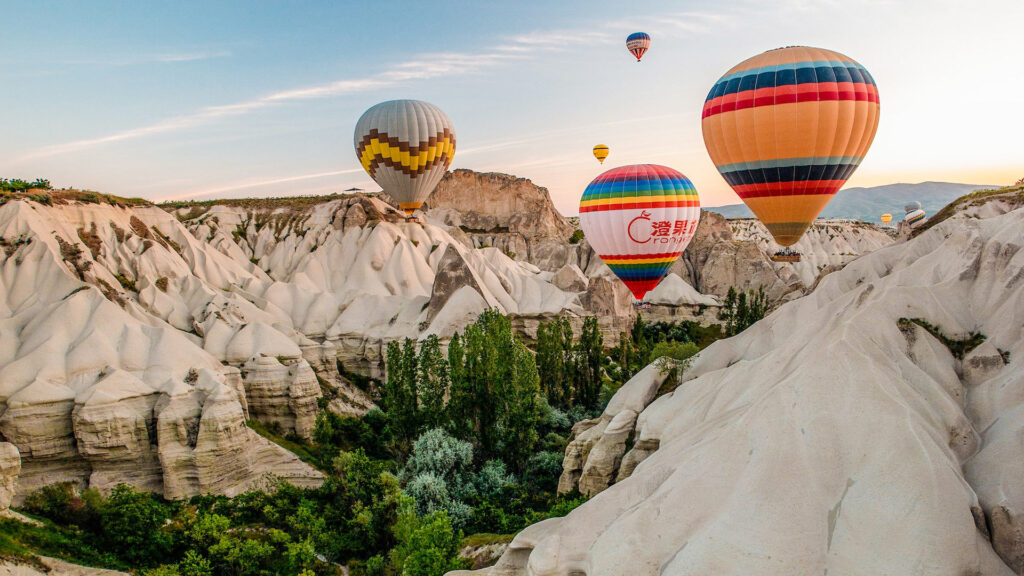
[569,229,584,244]
[100,484,174,566]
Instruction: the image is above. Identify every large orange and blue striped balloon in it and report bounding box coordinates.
[702,46,880,246]
[579,165,700,300]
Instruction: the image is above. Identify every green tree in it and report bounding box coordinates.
[100,484,173,566]
[718,286,768,336]
[720,287,738,335]
[416,335,449,430]
[575,316,604,410]
[393,510,468,576]
[384,339,421,455]
[177,551,212,576]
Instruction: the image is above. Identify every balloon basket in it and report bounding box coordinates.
[632,301,652,310]
[771,251,801,263]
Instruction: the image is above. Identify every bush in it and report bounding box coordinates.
[100,484,174,566]
[569,229,584,244]
[391,510,469,576]
[650,340,699,364]
[22,483,103,531]
[524,451,564,492]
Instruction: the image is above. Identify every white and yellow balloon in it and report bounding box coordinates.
[354,100,455,215]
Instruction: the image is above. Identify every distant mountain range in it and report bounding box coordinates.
[705,182,995,223]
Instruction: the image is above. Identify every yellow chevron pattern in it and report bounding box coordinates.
[358,136,456,176]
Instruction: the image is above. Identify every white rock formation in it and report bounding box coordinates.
[0,198,323,501]
[0,173,893,504]
[462,200,1024,574]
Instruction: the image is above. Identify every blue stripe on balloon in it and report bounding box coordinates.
[716,156,863,173]
[705,61,875,102]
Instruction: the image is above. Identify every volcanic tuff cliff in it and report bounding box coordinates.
[452,185,1024,576]
[0,170,892,502]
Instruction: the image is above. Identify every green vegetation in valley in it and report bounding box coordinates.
[12,310,737,576]
[14,311,599,576]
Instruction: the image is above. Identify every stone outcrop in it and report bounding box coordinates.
[71,369,162,493]
[241,355,321,439]
[428,170,573,240]
[0,443,20,510]
[425,245,486,325]
[558,362,668,496]
[550,263,587,292]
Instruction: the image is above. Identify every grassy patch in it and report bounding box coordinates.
[0,517,125,571]
[898,318,986,360]
[461,533,514,548]
[113,273,136,291]
[245,419,325,470]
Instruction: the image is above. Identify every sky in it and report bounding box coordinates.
[1,1,1022,215]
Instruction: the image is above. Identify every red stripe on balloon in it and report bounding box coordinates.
[578,200,700,213]
[598,251,684,261]
[732,181,845,197]
[702,83,879,118]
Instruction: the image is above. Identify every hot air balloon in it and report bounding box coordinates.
[626,32,650,62]
[880,213,893,225]
[579,164,700,300]
[592,145,609,164]
[905,209,926,228]
[354,99,455,217]
[701,46,880,260]
[904,201,922,212]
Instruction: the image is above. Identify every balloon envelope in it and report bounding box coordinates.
[592,145,609,164]
[354,100,455,215]
[579,164,700,300]
[904,201,922,213]
[906,209,926,228]
[626,32,650,61]
[702,46,880,246]
[880,213,893,224]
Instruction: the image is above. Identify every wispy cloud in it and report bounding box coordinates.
[53,50,232,67]
[15,24,624,163]
[161,168,368,201]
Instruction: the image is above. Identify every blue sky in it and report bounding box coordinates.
[2,0,1022,214]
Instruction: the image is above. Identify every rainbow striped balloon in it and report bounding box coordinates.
[579,165,700,300]
[702,46,880,246]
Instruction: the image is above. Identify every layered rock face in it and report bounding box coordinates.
[426,170,577,270]
[462,198,1024,575]
[0,443,20,510]
[0,199,323,501]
